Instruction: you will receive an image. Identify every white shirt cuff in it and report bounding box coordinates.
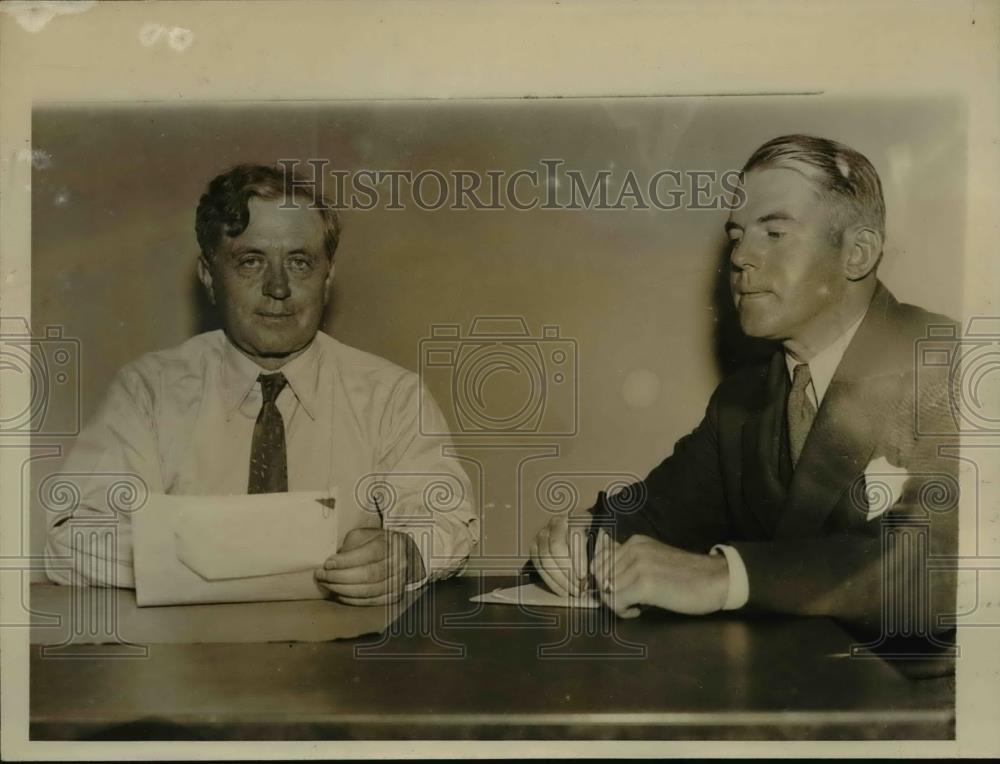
[710,544,749,611]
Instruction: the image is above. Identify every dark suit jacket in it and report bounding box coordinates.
[609,283,959,635]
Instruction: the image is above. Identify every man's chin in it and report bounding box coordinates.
[254,338,312,357]
[736,313,778,341]
[228,329,316,364]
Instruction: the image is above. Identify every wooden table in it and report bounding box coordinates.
[29,576,954,740]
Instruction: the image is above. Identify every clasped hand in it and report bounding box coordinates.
[529,513,730,617]
[314,528,425,606]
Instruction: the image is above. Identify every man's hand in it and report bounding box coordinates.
[314,528,426,606]
[592,533,729,617]
[528,512,592,597]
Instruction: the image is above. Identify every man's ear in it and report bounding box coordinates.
[842,225,882,281]
[322,261,335,306]
[197,255,216,305]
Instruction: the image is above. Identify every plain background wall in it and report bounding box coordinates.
[29,96,965,568]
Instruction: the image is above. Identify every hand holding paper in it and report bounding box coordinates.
[315,528,426,607]
[133,491,338,606]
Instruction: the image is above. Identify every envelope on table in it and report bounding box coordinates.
[471,582,599,609]
[132,491,337,607]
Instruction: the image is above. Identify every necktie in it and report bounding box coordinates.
[787,363,817,468]
[248,372,288,494]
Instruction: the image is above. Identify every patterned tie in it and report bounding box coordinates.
[787,363,817,468]
[248,372,288,494]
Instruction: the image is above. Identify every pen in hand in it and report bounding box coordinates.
[583,490,614,598]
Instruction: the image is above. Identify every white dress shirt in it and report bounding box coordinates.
[712,310,867,610]
[44,330,480,588]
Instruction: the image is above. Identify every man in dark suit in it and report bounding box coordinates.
[530,134,958,639]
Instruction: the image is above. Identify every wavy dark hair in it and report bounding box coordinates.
[742,134,886,249]
[195,163,341,261]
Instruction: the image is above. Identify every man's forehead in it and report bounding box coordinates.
[230,197,325,245]
[727,167,823,223]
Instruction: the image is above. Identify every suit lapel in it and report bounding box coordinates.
[741,352,790,535]
[775,284,899,538]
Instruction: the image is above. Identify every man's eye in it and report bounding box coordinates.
[767,230,784,240]
[728,234,742,247]
[237,256,264,269]
[287,257,313,273]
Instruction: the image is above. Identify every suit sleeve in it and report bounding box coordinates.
[730,369,958,636]
[606,387,734,553]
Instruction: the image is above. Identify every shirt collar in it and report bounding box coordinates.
[220,335,321,421]
[784,308,867,406]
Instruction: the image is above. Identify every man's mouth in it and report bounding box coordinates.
[735,289,774,310]
[257,311,295,319]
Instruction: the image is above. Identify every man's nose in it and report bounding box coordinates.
[729,238,759,271]
[262,264,291,300]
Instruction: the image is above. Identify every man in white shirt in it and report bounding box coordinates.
[45,163,479,605]
[530,135,958,639]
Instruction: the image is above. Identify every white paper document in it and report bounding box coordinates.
[470,582,600,609]
[133,491,337,607]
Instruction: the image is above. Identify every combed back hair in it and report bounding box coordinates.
[742,134,886,245]
[195,164,341,261]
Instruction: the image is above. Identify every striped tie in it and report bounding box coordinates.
[787,363,816,467]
